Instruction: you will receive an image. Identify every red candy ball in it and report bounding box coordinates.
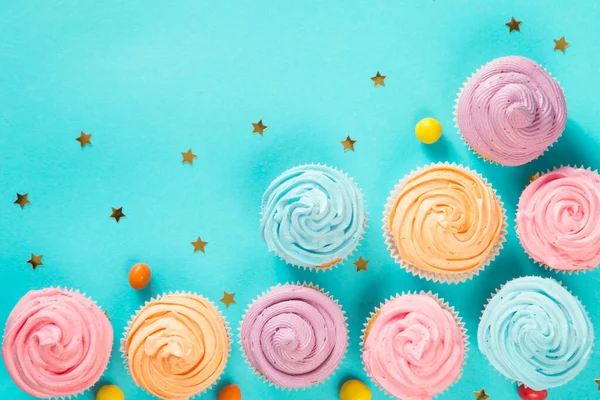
[518,384,548,400]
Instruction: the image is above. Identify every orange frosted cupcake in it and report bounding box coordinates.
[383,163,507,283]
[121,292,230,400]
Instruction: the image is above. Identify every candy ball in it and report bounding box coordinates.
[340,379,371,400]
[415,117,443,144]
[96,385,124,400]
[518,384,548,400]
[128,263,151,290]
[218,384,242,400]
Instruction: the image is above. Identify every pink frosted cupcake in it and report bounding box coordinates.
[455,56,566,166]
[362,292,467,399]
[239,283,348,389]
[2,288,113,398]
[517,166,600,272]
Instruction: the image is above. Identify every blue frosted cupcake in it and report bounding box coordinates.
[260,164,366,270]
[478,276,593,390]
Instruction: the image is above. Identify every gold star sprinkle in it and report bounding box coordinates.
[340,136,357,152]
[353,256,369,272]
[554,36,570,53]
[474,388,490,400]
[220,291,236,308]
[371,71,386,87]
[27,254,43,270]
[191,237,208,253]
[110,207,125,223]
[252,120,268,136]
[505,17,522,33]
[595,378,600,390]
[103,310,111,321]
[14,193,31,209]
[76,131,92,148]
[181,149,198,165]
[528,172,540,182]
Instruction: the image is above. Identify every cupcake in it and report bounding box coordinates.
[455,56,567,166]
[478,276,594,390]
[383,163,506,283]
[239,283,348,389]
[122,292,230,400]
[517,166,600,272]
[2,288,113,399]
[260,164,366,270]
[362,292,467,399]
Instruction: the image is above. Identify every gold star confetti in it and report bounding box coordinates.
[528,172,540,182]
[110,207,125,223]
[554,36,570,53]
[370,71,386,87]
[191,237,208,253]
[340,136,357,152]
[505,17,522,33]
[76,131,92,148]
[474,388,490,400]
[220,291,236,308]
[353,256,369,272]
[595,378,600,390]
[27,254,43,270]
[14,193,31,209]
[252,120,268,136]
[103,310,111,321]
[181,149,198,165]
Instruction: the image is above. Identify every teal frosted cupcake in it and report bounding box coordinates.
[478,276,593,390]
[260,164,366,270]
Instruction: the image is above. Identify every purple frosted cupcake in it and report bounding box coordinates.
[239,283,347,389]
[455,56,566,166]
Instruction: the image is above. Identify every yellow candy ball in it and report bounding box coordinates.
[340,379,372,400]
[415,117,443,144]
[96,385,124,400]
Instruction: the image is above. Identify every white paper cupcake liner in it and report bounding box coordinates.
[238,282,349,390]
[382,162,508,283]
[516,165,600,274]
[259,163,367,272]
[2,286,112,400]
[120,291,232,400]
[453,59,566,166]
[361,291,469,399]
[479,276,595,387]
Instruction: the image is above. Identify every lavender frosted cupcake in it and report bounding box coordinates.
[260,164,366,270]
[455,56,566,166]
[239,283,348,389]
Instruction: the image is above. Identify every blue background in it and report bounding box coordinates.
[1,1,599,399]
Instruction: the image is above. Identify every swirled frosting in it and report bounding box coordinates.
[124,293,230,400]
[260,164,365,268]
[478,277,593,389]
[517,167,600,271]
[387,165,503,277]
[362,294,466,400]
[240,285,347,388]
[456,56,566,166]
[2,288,113,398]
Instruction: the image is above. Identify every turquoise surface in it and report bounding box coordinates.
[1,1,599,399]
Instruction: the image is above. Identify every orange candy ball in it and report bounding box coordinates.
[218,384,241,400]
[128,263,151,290]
